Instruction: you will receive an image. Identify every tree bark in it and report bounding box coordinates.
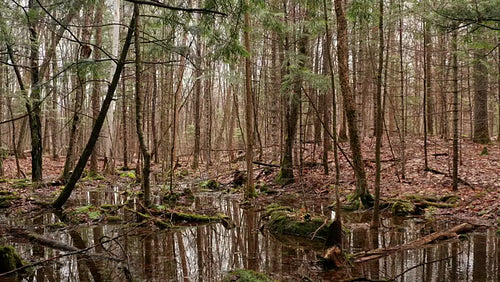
[334,0,370,206]
[244,5,255,199]
[28,0,43,182]
[134,3,151,207]
[90,0,104,175]
[371,0,384,228]
[452,31,459,191]
[192,44,202,169]
[62,5,94,181]
[472,44,490,144]
[52,12,136,209]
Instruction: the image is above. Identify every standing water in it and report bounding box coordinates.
[1,188,499,281]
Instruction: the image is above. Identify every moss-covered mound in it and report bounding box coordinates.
[0,245,25,274]
[222,269,272,282]
[265,204,329,240]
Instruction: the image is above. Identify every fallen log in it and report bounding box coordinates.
[353,223,474,263]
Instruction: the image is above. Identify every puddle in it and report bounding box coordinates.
[1,188,499,281]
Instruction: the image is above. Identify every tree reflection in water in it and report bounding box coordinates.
[1,192,499,281]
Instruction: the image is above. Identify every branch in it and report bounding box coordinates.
[0,113,28,125]
[124,0,226,16]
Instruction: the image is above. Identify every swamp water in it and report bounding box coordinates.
[1,187,499,281]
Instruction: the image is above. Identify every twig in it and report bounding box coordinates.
[311,218,329,240]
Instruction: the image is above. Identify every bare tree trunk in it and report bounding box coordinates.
[151,64,158,163]
[169,34,187,193]
[62,6,94,181]
[90,0,103,175]
[50,32,59,160]
[452,31,459,191]
[371,0,384,228]
[322,0,339,185]
[28,0,43,182]
[497,36,500,142]
[244,6,255,200]
[423,21,430,170]
[192,45,202,169]
[134,3,151,207]
[52,12,136,209]
[334,0,370,207]
[473,43,490,144]
[399,0,406,179]
[121,70,128,169]
[424,22,434,136]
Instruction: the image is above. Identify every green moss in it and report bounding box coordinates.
[13,179,31,189]
[170,211,221,222]
[267,208,329,240]
[222,269,272,282]
[100,204,116,210]
[106,215,123,223]
[176,169,190,177]
[391,200,415,216]
[440,195,460,203]
[0,195,20,208]
[0,245,25,274]
[46,222,67,230]
[199,179,221,190]
[479,146,488,156]
[120,171,136,179]
[275,170,294,185]
[82,173,105,181]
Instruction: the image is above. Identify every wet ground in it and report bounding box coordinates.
[1,185,499,281]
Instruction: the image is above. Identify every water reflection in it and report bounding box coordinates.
[1,192,499,281]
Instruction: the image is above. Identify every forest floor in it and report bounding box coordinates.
[0,136,499,225]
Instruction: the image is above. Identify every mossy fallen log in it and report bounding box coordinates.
[265,205,330,240]
[0,195,20,208]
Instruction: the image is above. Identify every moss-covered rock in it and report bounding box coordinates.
[222,269,272,282]
[266,205,329,240]
[391,200,415,216]
[0,245,25,275]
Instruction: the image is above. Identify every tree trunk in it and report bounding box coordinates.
[192,45,202,169]
[50,31,59,160]
[452,31,459,191]
[62,6,94,181]
[399,0,406,179]
[371,0,384,228]
[28,0,43,182]
[334,0,370,207]
[244,6,255,200]
[277,6,307,184]
[122,70,128,169]
[90,0,103,175]
[52,12,136,209]
[424,22,434,136]
[473,45,490,144]
[134,4,151,207]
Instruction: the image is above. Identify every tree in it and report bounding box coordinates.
[452,30,459,191]
[243,1,255,200]
[52,12,137,209]
[472,40,490,144]
[372,0,384,228]
[334,0,371,207]
[134,3,152,207]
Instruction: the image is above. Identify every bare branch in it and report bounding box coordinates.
[124,0,226,16]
